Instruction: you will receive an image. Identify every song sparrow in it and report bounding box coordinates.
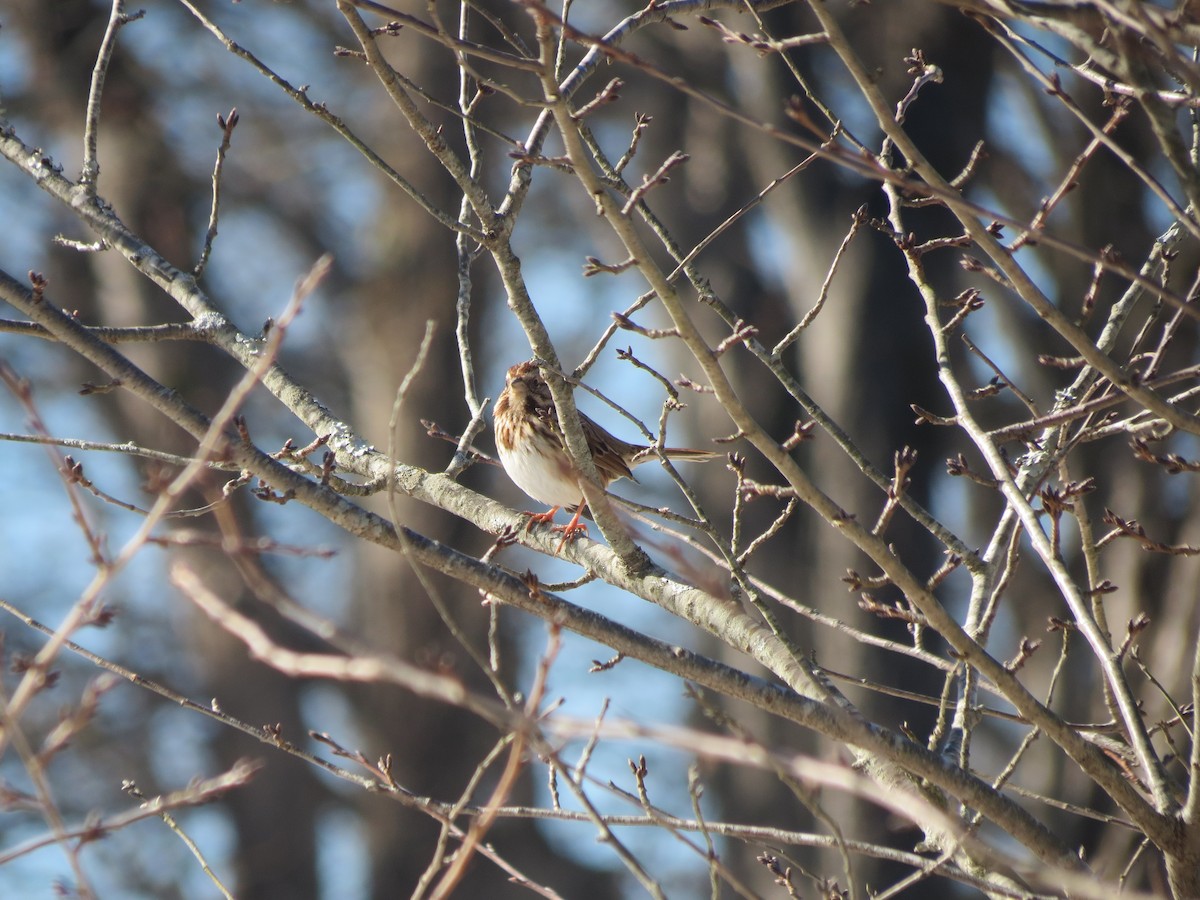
[493,359,716,548]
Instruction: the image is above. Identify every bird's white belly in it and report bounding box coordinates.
[498,437,586,508]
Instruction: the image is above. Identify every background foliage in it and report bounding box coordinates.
[2,1,1200,897]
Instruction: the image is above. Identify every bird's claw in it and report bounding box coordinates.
[552,520,589,554]
[522,507,560,530]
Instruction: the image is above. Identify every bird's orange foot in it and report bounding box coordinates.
[552,521,590,553]
[552,506,589,554]
[522,507,560,530]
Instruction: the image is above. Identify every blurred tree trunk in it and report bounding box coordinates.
[325,14,619,898]
[8,4,319,897]
[610,4,1001,890]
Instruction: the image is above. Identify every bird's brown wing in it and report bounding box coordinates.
[580,414,639,484]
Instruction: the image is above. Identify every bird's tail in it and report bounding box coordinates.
[632,446,719,464]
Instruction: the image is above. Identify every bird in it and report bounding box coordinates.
[493,359,716,550]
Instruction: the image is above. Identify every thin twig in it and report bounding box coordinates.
[194,108,239,277]
[81,1,143,187]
